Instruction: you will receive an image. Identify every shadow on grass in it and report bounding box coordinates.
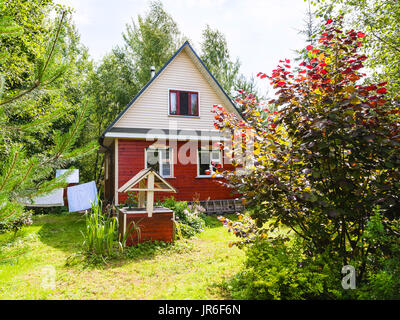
[36,211,85,255]
[2,211,197,271]
[84,216,227,269]
[0,211,85,265]
[65,239,195,271]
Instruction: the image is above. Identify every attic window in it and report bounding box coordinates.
[169,90,199,116]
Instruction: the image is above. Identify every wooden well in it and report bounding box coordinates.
[117,168,177,245]
[118,207,174,245]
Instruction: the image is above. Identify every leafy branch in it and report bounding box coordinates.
[0,10,67,107]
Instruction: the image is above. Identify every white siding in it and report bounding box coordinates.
[113,50,228,131]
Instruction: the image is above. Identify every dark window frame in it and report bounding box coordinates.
[169,90,199,116]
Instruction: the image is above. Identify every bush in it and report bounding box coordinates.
[354,207,400,299]
[161,197,206,238]
[221,208,400,300]
[175,222,197,238]
[124,192,138,209]
[0,209,33,234]
[215,18,400,278]
[226,237,344,300]
[82,197,136,258]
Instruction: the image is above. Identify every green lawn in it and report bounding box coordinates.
[0,212,245,299]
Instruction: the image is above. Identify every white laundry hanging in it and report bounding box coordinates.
[24,188,64,207]
[67,181,98,212]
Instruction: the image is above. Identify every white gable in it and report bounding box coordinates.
[111,48,236,132]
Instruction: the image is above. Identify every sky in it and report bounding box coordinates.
[56,0,312,93]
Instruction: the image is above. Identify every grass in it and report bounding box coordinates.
[0,211,244,300]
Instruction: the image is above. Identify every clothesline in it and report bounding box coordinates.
[22,169,98,212]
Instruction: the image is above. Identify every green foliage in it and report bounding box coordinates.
[0,0,22,75]
[124,192,138,209]
[200,25,241,96]
[225,237,343,300]
[82,196,141,262]
[0,209,32,233]
[161,197,206,238]
[0,2,96,228]
[0,0,57,90]
[0,100,96,226]
[313,0,400,97]
[81,197,130,259]
[122,0,183,87]
[82,198,116,257]
[355,207,400,299]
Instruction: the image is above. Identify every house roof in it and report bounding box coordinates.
[101,41,242,139]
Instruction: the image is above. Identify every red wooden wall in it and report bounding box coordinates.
[117,139,237,204]
[118,211,174,245]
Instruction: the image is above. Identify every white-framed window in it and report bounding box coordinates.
[197,148,223,177]
[145,147,173,177]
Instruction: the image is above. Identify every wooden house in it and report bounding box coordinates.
[99,41,242,207]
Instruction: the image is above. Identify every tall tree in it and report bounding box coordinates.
[122,0,184,87]
[0,1,96,229]
[298,0,320,46]
[200,25,241,96]
[0,0,93,157]
[200,25,266,111]
[0,0,56,91]
[84,1,185,183]
[82,50,137,183]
